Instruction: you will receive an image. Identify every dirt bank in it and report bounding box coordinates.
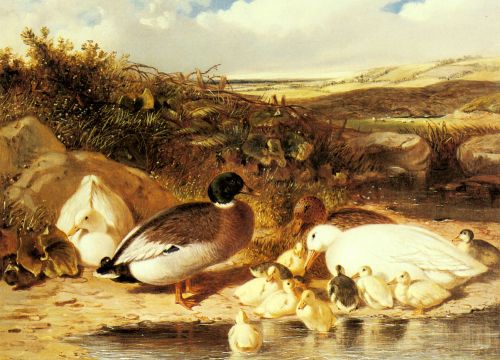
[0,205,498,359]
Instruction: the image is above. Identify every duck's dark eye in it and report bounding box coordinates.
[163,245,180,254]
[85,216,89,220]
[312,234,316,239]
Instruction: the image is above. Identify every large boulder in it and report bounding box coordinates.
[457,134,500,176]
[0,116,66,175]
[347,132,431,182]
[6,151,178,222]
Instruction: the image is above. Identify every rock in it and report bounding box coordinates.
[457,134,500,175]
[0,116,66,175]
[6,151,178,222]
[347,132,431,182]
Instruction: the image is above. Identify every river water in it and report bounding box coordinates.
[71,308,499,360]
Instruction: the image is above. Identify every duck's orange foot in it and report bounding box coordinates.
[175,296,199,310]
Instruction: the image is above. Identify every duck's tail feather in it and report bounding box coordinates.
[94,256,119,279]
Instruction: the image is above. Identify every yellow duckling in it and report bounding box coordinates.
[255,278,301,318]
[234,265,282,306]
[296,290,336,332]
[276,242,307,276]
[228,309,263,354]
[391,271,451,315]
[353,265,393,310]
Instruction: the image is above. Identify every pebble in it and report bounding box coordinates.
[8,328,22,333]
[55,298,78,306]
[125,314,140,320]
[29,315,42,321]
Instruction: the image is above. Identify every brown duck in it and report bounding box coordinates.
[96,172,255,309]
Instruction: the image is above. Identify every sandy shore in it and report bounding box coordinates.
[0,205,498,359]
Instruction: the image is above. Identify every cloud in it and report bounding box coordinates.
[0,0,499,78]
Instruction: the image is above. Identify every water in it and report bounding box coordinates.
[70,308,499,360]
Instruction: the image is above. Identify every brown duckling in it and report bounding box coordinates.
[327,264,360,313]
[453,229,499,268]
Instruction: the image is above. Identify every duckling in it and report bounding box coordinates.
[228,309,263,354]
[97,172,255,310]
[391,271,451,315]
[296,290,336,332]
[255,278,301,318]
[327,264,360,313]
[250,262,293,280]
[453,229,499,267]
[276,242,307,276]
[67,209,119,267]
[353,265,393,310]
[234,265,282,306]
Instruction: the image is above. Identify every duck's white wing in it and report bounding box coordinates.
[88,176,135,237]
[331,224,487,286]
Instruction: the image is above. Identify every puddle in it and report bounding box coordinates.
[70,308,500,359]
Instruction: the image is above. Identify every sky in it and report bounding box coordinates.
[1,0,499,78]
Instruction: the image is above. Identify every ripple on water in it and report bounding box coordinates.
[69,308,500,360]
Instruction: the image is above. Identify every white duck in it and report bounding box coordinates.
[353,265,393,309]
[255,278,301,318]
[234,265,282,306]
[305,224,487,289]
[276,242,307,276]
[56,175,134,267]
[228,309,263,354]
[391,271,451,315]
[296,290,336,332]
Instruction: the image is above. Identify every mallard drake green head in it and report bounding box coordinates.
[96,172,255,310]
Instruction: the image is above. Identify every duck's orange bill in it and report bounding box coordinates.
[387,278,397,285]
[297,300,306,310]
[67,225,79,237]
[351,272,360,280]
[305,250,320,272]
[451,236,460,244]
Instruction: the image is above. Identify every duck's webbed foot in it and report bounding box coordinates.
[175,281,198,310]
[185,278,200,294]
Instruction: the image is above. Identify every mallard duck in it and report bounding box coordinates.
[305,224,487,289]
[56,175,135,266]
[453,229,499,267]
[250,262,293,280]
[296,290,336,332]
[390,271,451,315]
[234,265,282,306]
[255,278,301,318]
[228,309,263,354]
[327,264,360,313]
[352,265,393,310]
[276,242,307,276]
[97,172,255,309]
[290,196,394,236]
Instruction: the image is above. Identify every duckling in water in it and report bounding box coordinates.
[255,278,301,318]
[353,265,393,310]
[327,264,360,313]
[296,290,336,332]
[234,265,282,306]
[276,242,307,276]
[453,229,499,267]
[391,271,451,315]
[97,172,255,309]
[228,309,263,354]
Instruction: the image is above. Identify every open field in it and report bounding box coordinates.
[232,56,500,100]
